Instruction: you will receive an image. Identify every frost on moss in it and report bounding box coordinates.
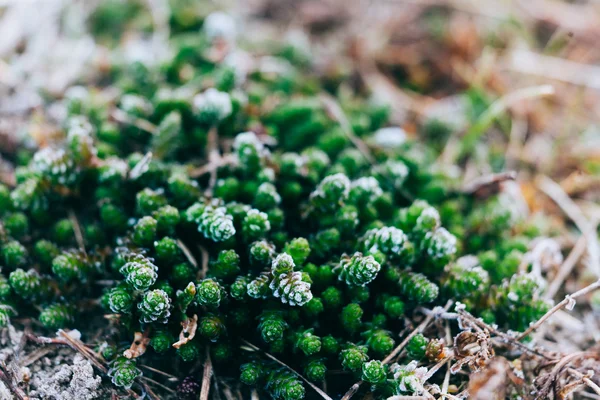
[0,7,560,400]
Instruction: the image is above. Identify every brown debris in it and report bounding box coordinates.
[451,330,495,374]
[124,330,151,359]
[467,357,523,400]
[172,314,199,349]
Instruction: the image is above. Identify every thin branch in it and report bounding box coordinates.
[537,351,599,399]
[461,171,516,198]
[569,368,600,397]
[58,330,107,373]
[69,208,86,253]
[517,279,600,340]
[545,233,587,300]
[177,239,198,268]
[200,346,213,400]
[423,356,453,382]
[139,380,162,400]
[21,346,55,366]
[438,393,463,400]
[0,362,27,400]
[384,301,453,364]
[204,125,220,197]
[441,360,452,395]
[111,109,157,135]
[25,330,145,398]
[240,339,333,400]
[456,310,553,359]
[538,175,600,276]
[444,85,554,163]
[140,364,179,381]
[198,245,210,280]
[129,152,153,180]
[141,376,176,394]
[319,93,375,164]
[341,301,453,400]
[189,154,235,178]
[505,49,600,89]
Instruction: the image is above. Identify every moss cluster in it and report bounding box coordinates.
[0,6,554,400]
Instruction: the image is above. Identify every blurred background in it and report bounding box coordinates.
[0,0,599,195]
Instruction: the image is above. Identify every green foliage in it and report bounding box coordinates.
[258,311,288,343]
[242,209,271,242]
[0,9,558,399]
[406,334,428,360]
[269,253,313,306]
[241,361,265,385]
[107,285,135,314]
[295,329,322,356]
[132,216,158,246]
[185,202,236,242]
[364,329,395,356]
[337,252,381,287]
[389,361,427,395]
[119,252,158,291]
[150,330,174,354]
[211,249,240,280]
[309,173,350,212]
[177,341,200,362]
[138,289,171,324]
[108,357,142,390]
[195,278,225,308]
[362,360,387,384]
[397,271,439,304]
[265,368,305,400]
[199,314,226,341]
[341,303,363,334]
[304,359,327,382]
[52,251,91,282]
[283,238,311,266]
[9,268,43,300]
[39,304,75,329]
[2,240,28,269]
[362,226,414,264]
[443,256,490,299]
[340,344,369,372]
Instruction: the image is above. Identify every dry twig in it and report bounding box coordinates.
[124,330,150,359]
[172,314,198,349]
[205,125,220,197]
[545,233,588,300]
[319,93,375,164]
[538,175,600,277]
[341,301,453,400]
[200,346,213,400]
[111,109,158,135]
[68,208,86,254]
[177,239,198,268]
[198,244,210,280]
[241,339,333,400]
[189,154,236,178]
[461,171,516,198]
[517,279,600,341]
[0,362,27,400]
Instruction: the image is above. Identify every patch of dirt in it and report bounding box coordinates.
[1,325,107,400]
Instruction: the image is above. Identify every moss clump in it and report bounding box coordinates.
[0,7,559,400]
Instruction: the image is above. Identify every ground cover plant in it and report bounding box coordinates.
[0,1,599,399]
